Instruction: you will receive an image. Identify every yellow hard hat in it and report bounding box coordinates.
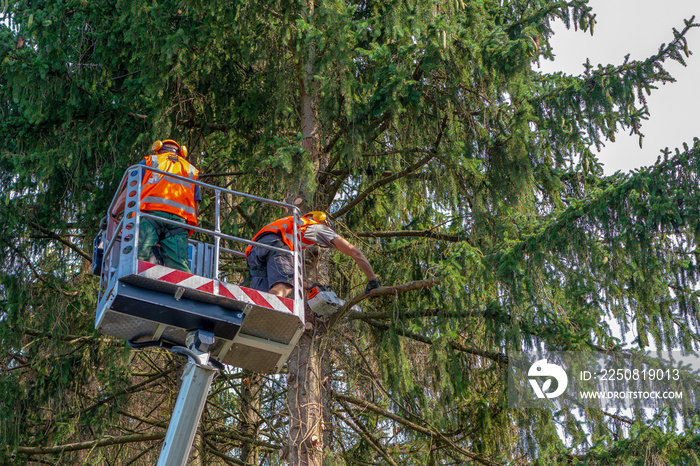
[152,139,188,158]
[304,211,327,223]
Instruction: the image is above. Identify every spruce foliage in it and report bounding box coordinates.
[1,0,700,464]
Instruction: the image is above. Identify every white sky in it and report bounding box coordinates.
[537,0,700,175]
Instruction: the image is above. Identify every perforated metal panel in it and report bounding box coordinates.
[239,307,302,344]
[222,343,286,374]
[98,308,162,342]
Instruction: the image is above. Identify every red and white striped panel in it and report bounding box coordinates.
[136,261,294,314]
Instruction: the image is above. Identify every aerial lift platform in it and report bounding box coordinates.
[94,164,306,465]
[95,164,305,373]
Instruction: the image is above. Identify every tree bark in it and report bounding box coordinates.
[286,323,324,466]
[286,242,331,465]
[240,370,262,465]
[190,432,204,466]
[15,433,165,455]
[286,0,331,463]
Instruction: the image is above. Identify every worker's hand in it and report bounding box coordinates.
[100,215,109,230]
[365,278,380,294]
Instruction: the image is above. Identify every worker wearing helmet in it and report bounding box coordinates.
[245,211,380,298]
[109,139,201,272]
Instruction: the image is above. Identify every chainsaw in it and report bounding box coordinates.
[306,284,360,316]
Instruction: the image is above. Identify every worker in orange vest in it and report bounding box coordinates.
[109,139,201,272]
[245,211,380,298]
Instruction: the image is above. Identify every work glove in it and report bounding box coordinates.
[365,278,380,295]
[100,215,109,230]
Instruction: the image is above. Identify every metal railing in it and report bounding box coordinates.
[98,163,305,319]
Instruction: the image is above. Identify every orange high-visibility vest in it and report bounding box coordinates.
[245,216,324,256]
[140,153,199,226]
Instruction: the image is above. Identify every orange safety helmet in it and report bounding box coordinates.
[152,139,188,158]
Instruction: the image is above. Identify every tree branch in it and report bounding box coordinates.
[24,329,97,343]
[321,167,350,205]
[334,114,447,218]
[60,367,178,422]
[123,443,159,466]
[324,53,424,178]
[360,147,431,157]
[206,429,283,451]
[179,119,232,132]
[321,126,348,171]
[347,308,481,321]
[198,171,255,179]
[203,439,247,465]
[27,221,92,262]
[6,242,48,286]
[231,202,257,231]
[333,152,436,218]
[335,400,400,466]
[338,278,442,317]
[2,241,82,297]
[355,230,462,242]
[117,410,167,429]
[332,392,501,466]
[16,432,165,456]
[363,318,508,367]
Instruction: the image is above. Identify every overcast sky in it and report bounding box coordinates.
[537,0,699,175]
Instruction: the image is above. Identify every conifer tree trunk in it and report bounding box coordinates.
[287,324,325,466]
[191,432,204,466]
[286,0,329,464]
[288,247,331,466]
[239,371,262,465]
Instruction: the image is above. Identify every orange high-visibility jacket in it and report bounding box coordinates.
[245,216,324,256]
[140,153,199,227]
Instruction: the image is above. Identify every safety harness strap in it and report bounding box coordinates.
[145,216,189,240]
